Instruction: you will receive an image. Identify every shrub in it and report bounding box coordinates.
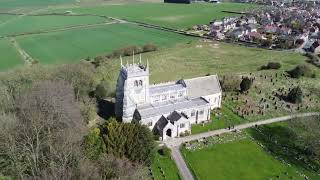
[158,147,171,157]
[287,64,315,78]
[240,77,252,92]
[122,45,143,56]
[79,97,98,123]
[287,86,303,103]
[261,62,281,70]
[142,43,157,52]
[84,128,106,160]
[220,75,241,92]
[94,80,112,99]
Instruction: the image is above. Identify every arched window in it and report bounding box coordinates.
[134,80,138,87]
[139,80,143,86]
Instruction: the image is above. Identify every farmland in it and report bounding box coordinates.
[53,3,257,29]
[0,1,256,70]
[0,38,22,70]
[16,23,193,64]
[0,0,75,10]
[0,15,108,36]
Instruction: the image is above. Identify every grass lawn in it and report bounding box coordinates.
[151,149,181,180]
[0,15,108,36]
[16,23,193,65]
[52,3,257,29]
[181,136,319,180]
[191,104,245,134]
[0,38,23,71]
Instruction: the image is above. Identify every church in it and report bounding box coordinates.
[115,55,222,140]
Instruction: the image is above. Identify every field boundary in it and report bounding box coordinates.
[9,37,34,65]
[0,21,120,39]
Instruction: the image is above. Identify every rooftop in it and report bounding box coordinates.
[149,82,185,95]
[137,97,209,119]
[184,75,222,99]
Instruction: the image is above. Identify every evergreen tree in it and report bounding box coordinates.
[240,77,252,92]
[287,86,303,104]
[102,119,155,164]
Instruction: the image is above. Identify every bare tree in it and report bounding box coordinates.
[0,80,87,179]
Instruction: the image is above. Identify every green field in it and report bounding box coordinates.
[0,1,257,70]
[16,23,193,64]
[0,0,75,9]
[0,15,107,36]
[0,15,17,24]
[53,3,257,29]
[0,39,22,70]
[181,136,319,180]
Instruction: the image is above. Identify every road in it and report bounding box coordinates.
[164,112,319,180]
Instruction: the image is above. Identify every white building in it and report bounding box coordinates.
[115,56,222,140]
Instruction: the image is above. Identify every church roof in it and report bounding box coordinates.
[149,83,185,95]
[137,97,209,119]
[155,116,169,133]
[167,111,182,123]
[184,75,222,99]
[167,111,188,124]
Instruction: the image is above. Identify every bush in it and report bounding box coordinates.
[260,62,281,70]
[122,45,143,56]
[287,86,303,103]
[240,77,252,92]
[287,64,315,78]
[158,147,171,157]
[84,128,106,160]
[142,43,157,52]
[220,75,241,92]
[94,80,112,99]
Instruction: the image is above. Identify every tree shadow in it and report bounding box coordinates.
[97,99,115,120]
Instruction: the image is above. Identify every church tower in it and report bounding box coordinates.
[115,55,150,122]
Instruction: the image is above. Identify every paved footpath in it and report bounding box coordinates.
[171,146,194,180]
[163,112,319,180]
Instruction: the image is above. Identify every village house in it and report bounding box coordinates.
[115,56,222,140]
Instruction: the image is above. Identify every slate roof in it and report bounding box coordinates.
[155,116,169,134]
[137,97,209,119]
[168,111,189,124]
[149,83,185,95]
[167,111,182,122]
[184,75,222,99]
